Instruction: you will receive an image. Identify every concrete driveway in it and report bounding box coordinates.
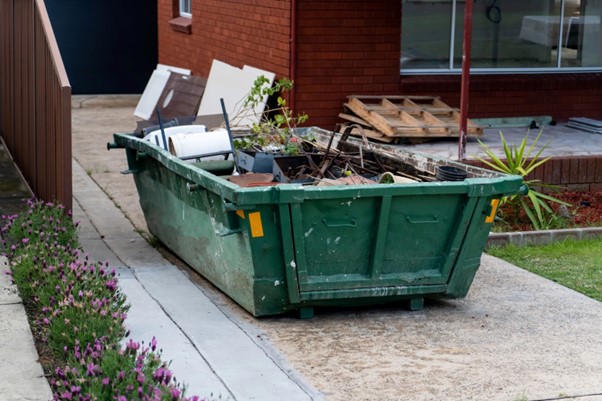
[72,95,602,401]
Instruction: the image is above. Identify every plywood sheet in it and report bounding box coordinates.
[149,73,207,121]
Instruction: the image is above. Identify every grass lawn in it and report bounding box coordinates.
[487,238,602,302]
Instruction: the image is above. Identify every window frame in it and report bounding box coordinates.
[400,0,602,75]
[179,0,192,18]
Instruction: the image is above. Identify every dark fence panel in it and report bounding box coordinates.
[0,0,72,211]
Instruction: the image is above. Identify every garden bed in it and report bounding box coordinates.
[493,191,602,232]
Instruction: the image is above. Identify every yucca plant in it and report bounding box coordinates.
[477,130,570,230]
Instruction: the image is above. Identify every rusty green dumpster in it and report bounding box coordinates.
[111,128,522,317]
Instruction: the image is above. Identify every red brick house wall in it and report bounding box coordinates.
[157,0,291,78]
[157,0,602,127]
[400,73,602,123]
[295,0,401,128]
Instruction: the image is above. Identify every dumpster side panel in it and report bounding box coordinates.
[445,196,499,298]
[233,205,296,316]
[133,157,291,315]
[290,190,476,299]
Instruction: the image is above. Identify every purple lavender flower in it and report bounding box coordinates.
[85,362,97,376]
[126,339,140,351]
[170,388,181,400]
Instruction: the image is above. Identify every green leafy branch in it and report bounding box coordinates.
[235,76,308,155]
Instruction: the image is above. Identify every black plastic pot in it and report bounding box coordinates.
[436,166,468,181]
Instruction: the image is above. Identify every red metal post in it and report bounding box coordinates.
[459,0,474,161]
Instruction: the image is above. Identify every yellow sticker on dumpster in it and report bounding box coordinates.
[485,199,500,223]
[248,212,264,238]
[236,210,245,219]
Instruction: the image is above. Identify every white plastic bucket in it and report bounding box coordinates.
[142,124,207,149]
[168,128,232,161]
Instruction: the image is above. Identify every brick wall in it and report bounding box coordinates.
[158,1,602,128]
[467,156,602,192]
[295,0,401,128]
[157,0,291,78]
[400,73,602,122]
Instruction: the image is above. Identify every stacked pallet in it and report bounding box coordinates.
[339,96,483,143]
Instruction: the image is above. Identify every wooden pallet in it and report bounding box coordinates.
[337,124,397,143]
[342,96,483,138]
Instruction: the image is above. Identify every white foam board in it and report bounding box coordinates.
[197,60,275,128]
[157,63,191,76]
[134,69,171,120]
[197,60,244,117]
[230,65,276,127]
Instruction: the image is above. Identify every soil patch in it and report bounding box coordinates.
[495,191,602,232]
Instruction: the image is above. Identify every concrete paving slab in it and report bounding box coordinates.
[118,275,234,401]
[245,254,602,401]
[396,125,602,160]
[0,257,53,401]
[131,263,319,401]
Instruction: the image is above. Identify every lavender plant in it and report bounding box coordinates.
[52,337,202,401]
[1,199,207,401]
[1,199,79,251]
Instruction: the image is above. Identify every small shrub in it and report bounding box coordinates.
[477,130,570,230]
[1,199,79,251]
[52,337,202,401]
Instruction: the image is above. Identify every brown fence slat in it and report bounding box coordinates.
[0,0,72,211]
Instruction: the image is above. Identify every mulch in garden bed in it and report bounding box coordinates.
[494,191,602,232]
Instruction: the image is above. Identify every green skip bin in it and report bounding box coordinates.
[110,127,523,317]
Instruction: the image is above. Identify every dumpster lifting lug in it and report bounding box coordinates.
[107,142,123,150]
[222,201,258,212]
[187,183,200,192]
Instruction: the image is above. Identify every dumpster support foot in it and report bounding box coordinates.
[299,307,314,319]
[409,297,424,311]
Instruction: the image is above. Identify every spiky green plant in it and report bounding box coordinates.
[477,130,570,230]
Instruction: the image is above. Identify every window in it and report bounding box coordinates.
[401,0,602,73]
[180,0,192,18]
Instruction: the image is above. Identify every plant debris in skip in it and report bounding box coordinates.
[231,130,436,187]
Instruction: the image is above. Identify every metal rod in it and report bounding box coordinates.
[458,0,474,161]
[156,108,168,151]
[220,98,241,174]
[180,150,234,161]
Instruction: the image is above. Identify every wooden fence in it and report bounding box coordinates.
[0,0,72,211]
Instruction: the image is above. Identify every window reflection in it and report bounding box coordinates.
[400,0,602,71]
